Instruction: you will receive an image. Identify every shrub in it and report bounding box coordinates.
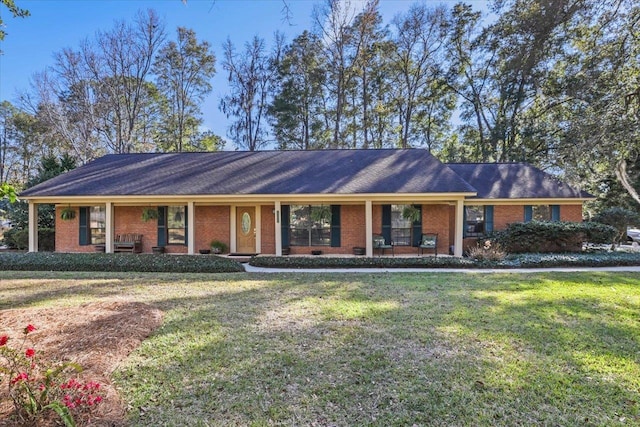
[2,228,55,251]
[492,221,616,253]
[0,252,245,273]
[467,240,506,262]
[591,207,640,245]
[250,252,640,269]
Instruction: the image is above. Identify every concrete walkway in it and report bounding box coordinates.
[243,264,640,274]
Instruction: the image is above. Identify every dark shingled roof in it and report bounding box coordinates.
[447,163,591,199]
[21,149,477,197]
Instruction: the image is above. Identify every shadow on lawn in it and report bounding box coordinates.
[1,271,638,425]
[111,272,640,426]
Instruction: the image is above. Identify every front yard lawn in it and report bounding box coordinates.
[1,271,639,426]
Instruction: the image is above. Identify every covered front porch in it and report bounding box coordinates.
[26,195,468,257]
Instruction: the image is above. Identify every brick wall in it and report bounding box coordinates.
[114,207,158,253]
[494,205,525,230]
[194,206,230,253]
[560,204,583,222]
[54,206,91,252]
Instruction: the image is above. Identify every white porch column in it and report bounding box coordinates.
[188,201,195,254]
[454,199,464,257]
[105,202,114,253]
[365,200,373,257]
[274,201,282,256]
[230,206,237,253]
[255,205,261,253]
[28,202,38,252]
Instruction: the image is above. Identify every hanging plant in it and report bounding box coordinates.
[141,207,159,222]
[402,205,421,223]
[60,206,76,221]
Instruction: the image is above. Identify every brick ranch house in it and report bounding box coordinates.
[20,149,592,257]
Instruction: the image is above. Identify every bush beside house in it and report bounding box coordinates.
[490,221,616,253]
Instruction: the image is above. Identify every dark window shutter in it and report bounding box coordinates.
[485,205,494,234]
[79,207,89,245]
[381,205,392,243]
[551,205,560,222]
[330,205,341,247]
[412,205,422,247]
[184,205,188,246]
[281,205,290,248]
[524,205,533,222]
[157,206,167,246]
[463,206,468,238]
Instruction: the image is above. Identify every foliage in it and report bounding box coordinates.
[0,252,244,273]
[59,206,76,221]
[210,240,229,254]
[467,239,506,262]
[401,205,420,223]
[0,0,29,44]
[2,227,54,251]
[269,30,327,150]
[0,323,102,426]
[141,207,159,222]
[152,26,216,152]
[591,207,640,245]
[491,221,616,253]
[250,251,640,269]
[0,182,18,203]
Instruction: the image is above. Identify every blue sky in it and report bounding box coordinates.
[0,0,485,145]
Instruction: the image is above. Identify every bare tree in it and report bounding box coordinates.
[220,34,283,151]
[391,4,449,149]
[83,9,166,153]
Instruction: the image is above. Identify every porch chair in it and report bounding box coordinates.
[418,233,438,256]
[373,234,394,256]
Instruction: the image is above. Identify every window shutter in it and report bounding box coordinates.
[157,206,167,246]
[281,205,290,248]
[412,205,422,247]
[79,207,89,245]
[485,205,494,234]
[551,205,560,222]
[463,206,468,238]
[381,205,391,243]
[184,205,188,246]
[524,205,533,222]
[330,205,341,247]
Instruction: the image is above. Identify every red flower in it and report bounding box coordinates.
[25,348,35,358]
[0,335,8,346]
[11,372,29,384]
[23,324,36,334]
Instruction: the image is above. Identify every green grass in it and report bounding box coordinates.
[1,271,639,426]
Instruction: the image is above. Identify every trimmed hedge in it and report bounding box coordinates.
[250,252,640,269]
[0,252,244,273]
[491,221,616,253]
[250,255,477,269]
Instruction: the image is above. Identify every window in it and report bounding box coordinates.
[89,206,105,244]
[391,205,412,246]
[465,206,485,237]
[167,206,186,245]
[532,205,551,221]
[289,205,331,246]
[525,205,560,222]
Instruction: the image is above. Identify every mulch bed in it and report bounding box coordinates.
[0,302,164,426]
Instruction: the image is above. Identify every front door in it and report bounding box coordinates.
[236,207,256,253]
